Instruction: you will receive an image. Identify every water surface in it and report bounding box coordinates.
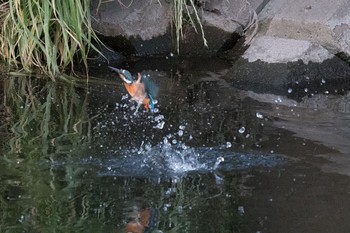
[1,58,350,233]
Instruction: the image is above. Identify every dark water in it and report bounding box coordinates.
[1,58,350,233]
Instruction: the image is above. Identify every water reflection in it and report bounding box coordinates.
[0,76,94,233]
[2,77,91,157]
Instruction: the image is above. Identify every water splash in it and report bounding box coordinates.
[47,141,285,181]
[213,156,224,170]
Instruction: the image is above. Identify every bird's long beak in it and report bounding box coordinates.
[108,66,132,84]
[108,66,122,73]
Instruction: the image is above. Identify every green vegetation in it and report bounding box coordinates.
[172,0,208,54]
[0,0,101,78]
[0,0,210,77]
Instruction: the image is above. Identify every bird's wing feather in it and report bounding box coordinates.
[142,77,159,98]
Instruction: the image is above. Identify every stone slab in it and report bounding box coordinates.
[243,36,333,63]
[260,0,350,55]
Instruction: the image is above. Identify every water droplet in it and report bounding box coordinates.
[324,90,329,94]
[238,127,246,134]
[304,88,308,93]
[256,112,263,119]
[288,88,293,93]
[321,78,326,84]
[163,137,168,144]
[154,121,165,129]
[178,130,184,137]
[172,139,177,144]
[226,142,232,148]
[154,114,164,122]
[18,215,24,223]
[145,143,152,151]
[213,156,224,169]
[179,125,186,130]
[170,52,174,57]
[107,166,112,171]
[238,206,245,215]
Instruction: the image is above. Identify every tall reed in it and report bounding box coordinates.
[172,0,208,54]
[0,0,101,78]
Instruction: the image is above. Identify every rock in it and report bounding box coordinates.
[90,0,269,56]
[243,36,333,63]
[223,56,350,96]
[253,0,350,60]
[91,1,171,40]
[91,0,173,56]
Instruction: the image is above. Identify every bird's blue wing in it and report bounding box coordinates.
[142,76,159,98]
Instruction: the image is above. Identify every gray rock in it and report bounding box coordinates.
[223,56,350,96]
[253,0,350,61]
[243,36,333,64]
[91,0,268,56]
[91,1,171,40]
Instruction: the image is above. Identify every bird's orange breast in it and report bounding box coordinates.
[124,83,150,110]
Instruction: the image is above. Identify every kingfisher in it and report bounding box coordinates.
[124,207,156,233]
[109,66,159,114]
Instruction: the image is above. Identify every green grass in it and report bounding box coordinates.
[0,0,209,77]
[0,0,101,78]
[172,0,208,54]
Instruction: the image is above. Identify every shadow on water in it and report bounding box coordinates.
[1,57,350,233]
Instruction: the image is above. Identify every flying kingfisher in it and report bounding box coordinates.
[109,66,159,114]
